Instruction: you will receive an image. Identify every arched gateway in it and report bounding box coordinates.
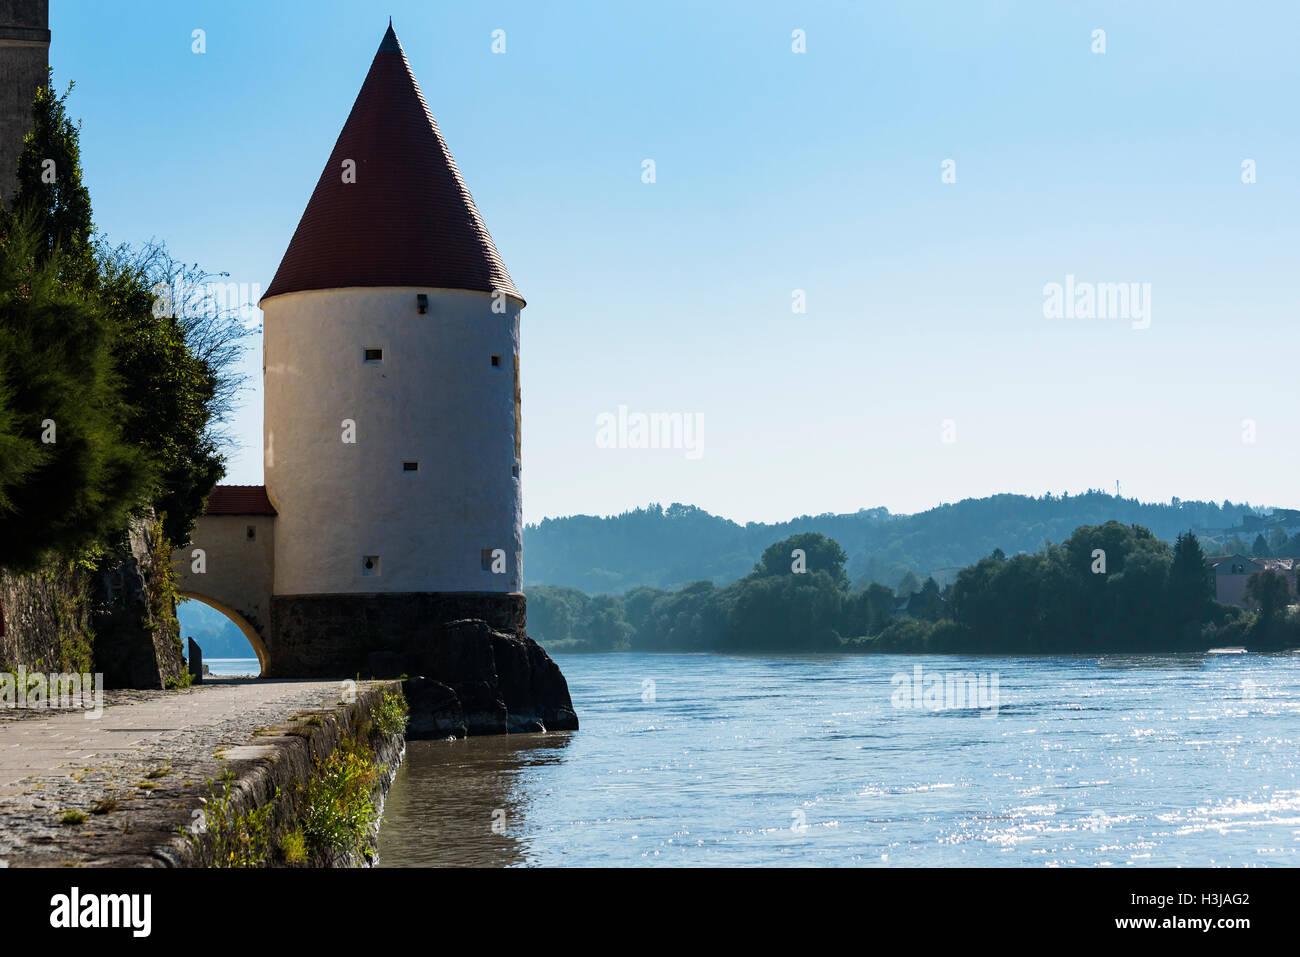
[173,486,276,674]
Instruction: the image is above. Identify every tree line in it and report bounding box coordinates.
[530,523,1299,655]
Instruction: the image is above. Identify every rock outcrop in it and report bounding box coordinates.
[403,619,578,737]
[91,517,186,689]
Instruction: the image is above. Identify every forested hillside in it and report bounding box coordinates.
[524,493,1270,594]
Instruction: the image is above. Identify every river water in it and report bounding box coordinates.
[204,658,260,677]
[376,651,1300,867]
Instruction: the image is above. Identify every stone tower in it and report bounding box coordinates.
[172,22,577,733]
[0,0,48,205]
[258,22,526,673]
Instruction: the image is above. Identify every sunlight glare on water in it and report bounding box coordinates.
[376,652,1300,867]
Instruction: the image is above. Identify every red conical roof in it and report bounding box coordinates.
[262,24,522,303]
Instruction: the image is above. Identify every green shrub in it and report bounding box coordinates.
[373,689,408,737]
[193,771,278,867]
[280,829,308,865]
[301,737,378,858]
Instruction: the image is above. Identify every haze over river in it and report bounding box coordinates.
[377,651,1300,866]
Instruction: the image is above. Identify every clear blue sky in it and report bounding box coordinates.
[54,0,1300,524]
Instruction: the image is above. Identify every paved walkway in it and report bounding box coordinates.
[0,678,351,866]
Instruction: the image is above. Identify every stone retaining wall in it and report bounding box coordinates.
[0,558,94,675]
[0,514,185,689]
[156,681,406,867]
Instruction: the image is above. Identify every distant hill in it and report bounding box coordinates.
[524,493,1277,594]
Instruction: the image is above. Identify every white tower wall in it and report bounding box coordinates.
[263,286,523,595]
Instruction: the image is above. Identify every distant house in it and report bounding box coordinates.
[1206,554,1296,608]
[1272,508,1300,527]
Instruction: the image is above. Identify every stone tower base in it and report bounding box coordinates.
[267,591,525,677]
[266,592,578,735]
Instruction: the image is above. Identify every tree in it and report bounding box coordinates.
[1245,569,1289,622]
[908,577,945,621]
[97,248,226,544]
[1252,534,1271,558]
[646,580,725,651]
[844,582,895,637]
[3,73,242,547]
[724,571,842,651]
[1167,531,1212,624]
[755,532,848,588]
[0,215,152,570]
[132,244,250,442]
[621,585,666,646]
[0,366,43,513]
[580,594,634,651]
[526,585,590,644]
[5,72,95,281]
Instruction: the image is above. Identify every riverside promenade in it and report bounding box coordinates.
[0,677,356,866]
